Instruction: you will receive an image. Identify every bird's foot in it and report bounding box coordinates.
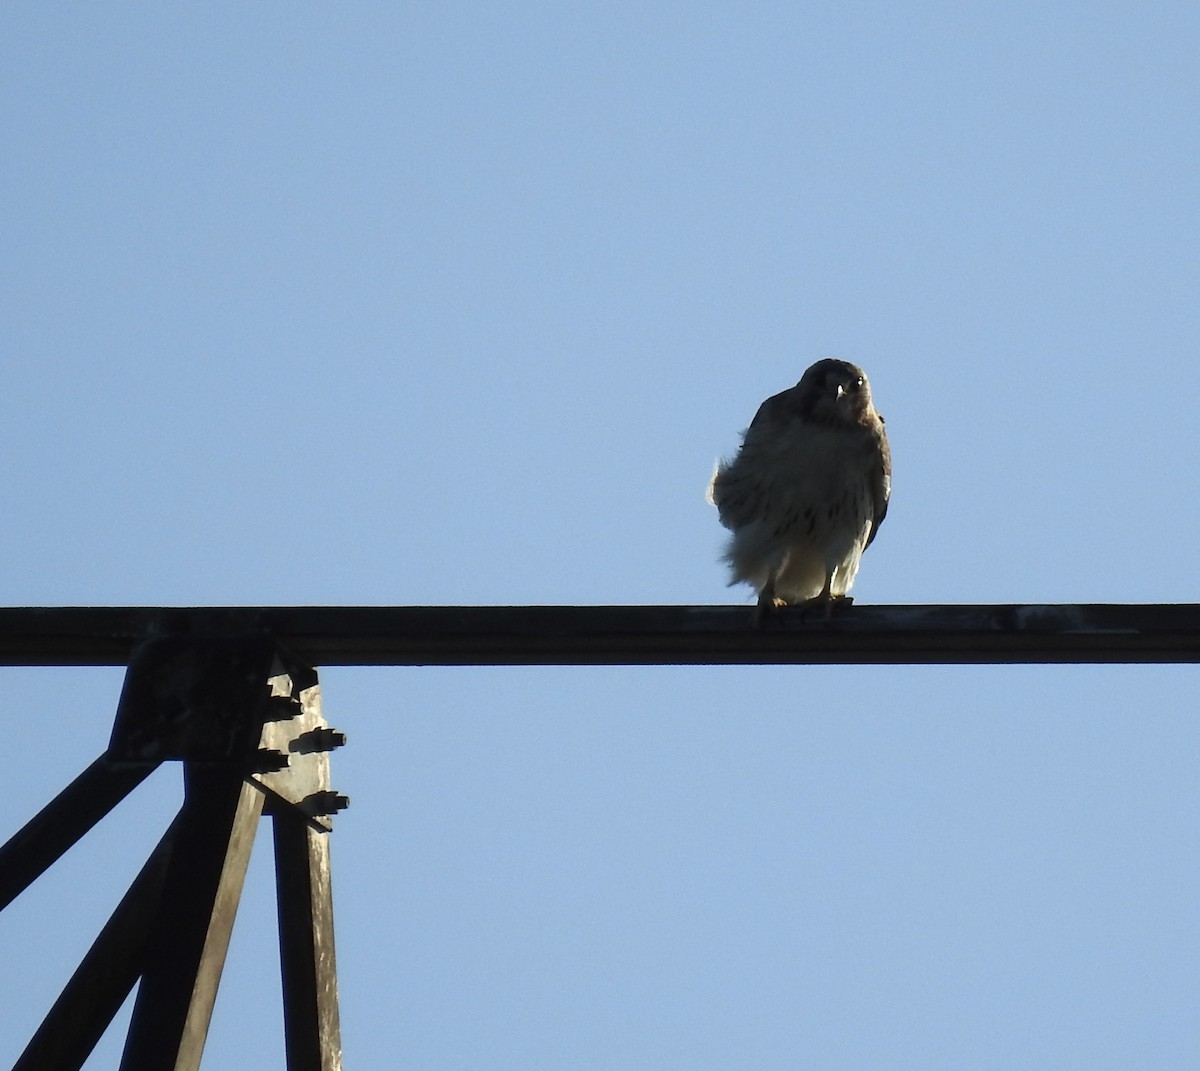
[797,593,853,620]
[751,593,789,628]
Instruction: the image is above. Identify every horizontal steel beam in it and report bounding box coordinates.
[0,604,1197,666]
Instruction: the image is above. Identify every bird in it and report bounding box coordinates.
[707,359,891,622]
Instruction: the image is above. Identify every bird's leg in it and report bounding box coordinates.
[753,576,779,628]
[817,572,835,619]
[815,574,856,619]
[795,573,837,620]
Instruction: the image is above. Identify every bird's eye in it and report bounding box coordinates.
[846,377,863,392]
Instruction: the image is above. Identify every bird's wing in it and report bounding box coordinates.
[744,387,794,433]
[708,388,797,531]
[709,454,767,531]
[865,421,891,548]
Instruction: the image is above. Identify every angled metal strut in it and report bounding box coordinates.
[0,635,348,1071]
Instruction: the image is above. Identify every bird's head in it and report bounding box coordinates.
[794,358,876,425]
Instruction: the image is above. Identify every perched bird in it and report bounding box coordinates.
[708,359,891,621]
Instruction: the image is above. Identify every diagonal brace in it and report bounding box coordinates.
[118,765,265,1071]
[0,754,157,911]
[13,814,180,1071]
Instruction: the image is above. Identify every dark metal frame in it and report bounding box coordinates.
[3,603,1199,1069]
[1,633,346,1071]
[0,603,1199,666]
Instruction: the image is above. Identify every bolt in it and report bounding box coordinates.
[253,748,290,774]
[294,726,347,753]
[307,790,350,815]
[264,694,302,722]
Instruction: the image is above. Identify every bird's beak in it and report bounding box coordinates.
[835,384,846,401]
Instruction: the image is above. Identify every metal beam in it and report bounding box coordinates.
[119,767,265,1071]
[272,810,343,1071]
[0,604,1198,666]
[0,754,157,910]
[14,817,178,1071]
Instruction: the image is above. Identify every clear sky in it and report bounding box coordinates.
[3,3,1199,1068]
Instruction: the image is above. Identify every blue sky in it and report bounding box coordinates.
[2,4,1199,1068]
